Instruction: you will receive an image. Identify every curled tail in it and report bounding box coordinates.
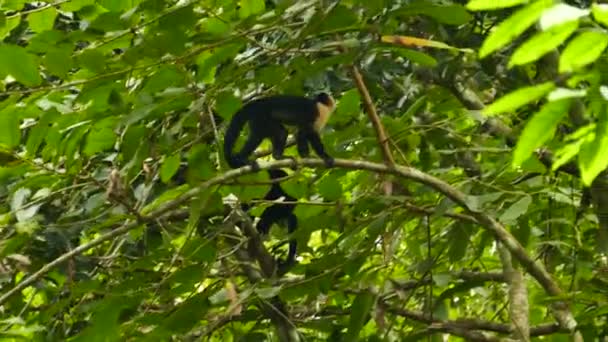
[223,108,250,168]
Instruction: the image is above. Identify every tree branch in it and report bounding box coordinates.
[0,158,576,333]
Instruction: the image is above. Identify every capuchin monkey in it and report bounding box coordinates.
[242,169,299,271]
[223,93,336,170]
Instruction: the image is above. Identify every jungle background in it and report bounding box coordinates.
[0,0,606,341]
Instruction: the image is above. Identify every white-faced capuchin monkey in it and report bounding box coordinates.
[223,93,336,170]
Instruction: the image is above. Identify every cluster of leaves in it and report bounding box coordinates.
[0,0,606,341]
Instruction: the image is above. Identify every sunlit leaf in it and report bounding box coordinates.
[466,0,527,11]
[0,44,42,86]
[579,106,608,185]
[27,7,57,32]
[559,31,608,73]
[512,99,571,167]
[509,21,578,67]
[539,3,589,30]
[479,0,551,58]
[484,82,555,115]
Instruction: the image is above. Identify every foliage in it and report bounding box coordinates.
[0,0,606,341]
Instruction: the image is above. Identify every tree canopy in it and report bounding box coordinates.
[0,0,607,341]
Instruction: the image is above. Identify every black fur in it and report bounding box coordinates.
[245,169,299,270]
[223,94,334,169]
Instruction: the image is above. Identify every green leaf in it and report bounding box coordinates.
[3,0,27,10]
[98,0,132,12]
[161,292,210,333]
[0,105,20,149]
[447,223,471,262]
[427,5,472,25]
[0,16,20,40]
[499,196,532,223]
[509,21,578,67]
[466,0,527,11]
[479,0,550,58]
[345,291,375,340]
[43,47,73,78]
[318,173,343,201]
[187,144,215,183]
[26,109,60,156]
[579,107,608,186]
[60,0,95,12]
[160,154,181,183]
[238,0,265,19]
[512,99,571,167]
[539,3,589,30]
[592,3,608,27]
[559,31,608,73]
[0,44,42,86]
[78,49,106,73]
[27,7,57,32]
[142,66,186,94]
[200,17,231,37]
[84,120,116,157]
[483,82,555,115]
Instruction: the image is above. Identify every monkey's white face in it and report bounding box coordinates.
[314,98,335,132]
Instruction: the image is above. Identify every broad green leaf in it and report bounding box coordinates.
[121,124,146,162]
[98,0,132,12]
[447,223,471,262]
[499,195,532,223]
[552,136,589,172]
[592,4,608,27]
[78,49,106,73]
[160,154,181,183]
[484,82,555,115]
[3,0,27,10]
[187,144,215,183]
[466,0,527,11]
[559,31,608,73]
[26,109,59,156]
[158,4,197,31]
[28,7,57,32]
[238,0,265,18]
[479,0,550,58]
[71,296,136,342]
[60,0,95,12]
[142,66,186,94]
[199,17,231,37]
[539,3,589,30]
[43,48,73,78]
[345,291,375,340]
[0,16,19,40]
[84,122,116,157]
[0,44,41,86]
[318,173,343,201]
[579,107,608,186]
[509,21,578,67]
[334,88,361,125]
[89,12,129,32]
[512,99,571,167]
[161,292,210,333]
[0,106,20,149]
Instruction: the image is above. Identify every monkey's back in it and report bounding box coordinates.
[246,95,319,126]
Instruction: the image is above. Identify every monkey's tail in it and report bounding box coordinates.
[223,107,250,168]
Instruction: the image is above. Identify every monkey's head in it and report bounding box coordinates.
[315,92,335,111]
